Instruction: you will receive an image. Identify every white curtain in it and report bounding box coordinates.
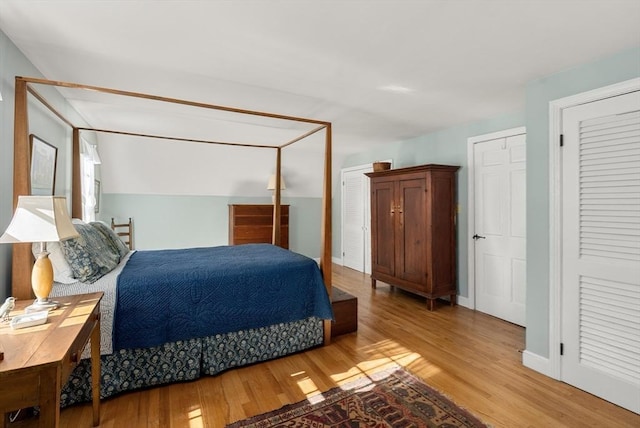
[80,139,102,221]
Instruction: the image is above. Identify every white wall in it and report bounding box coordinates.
[98,125,327,198]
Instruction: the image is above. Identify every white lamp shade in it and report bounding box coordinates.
[267,174,286,190]
[0,196,79,243]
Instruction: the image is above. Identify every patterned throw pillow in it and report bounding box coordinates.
[90,221,130,259]
[60,220,120,283]
[32,241,77,284]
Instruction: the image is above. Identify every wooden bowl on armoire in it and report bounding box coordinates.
[372,162,391,172]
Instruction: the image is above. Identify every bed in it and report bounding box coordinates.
[9,77,334,406]
[48,224,332,406]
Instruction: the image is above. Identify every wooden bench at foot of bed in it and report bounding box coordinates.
[331,288,357,337]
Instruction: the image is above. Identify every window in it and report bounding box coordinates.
[80,139,101,221]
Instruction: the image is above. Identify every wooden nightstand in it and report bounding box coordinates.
[0,292,102,427]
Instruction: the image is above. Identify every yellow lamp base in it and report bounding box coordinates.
[27,251,58,313]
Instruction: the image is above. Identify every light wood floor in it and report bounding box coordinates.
[60,264,639,427]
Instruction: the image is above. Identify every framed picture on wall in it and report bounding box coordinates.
[30,134,57,196]
[94,179,101,213]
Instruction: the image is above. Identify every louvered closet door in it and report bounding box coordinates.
[343,169,366,272]
[561,90,640,413]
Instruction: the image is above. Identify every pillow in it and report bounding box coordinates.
[90,221,129,259]
[60,219,120,283]
[32,241,77,284]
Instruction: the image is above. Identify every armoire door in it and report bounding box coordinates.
[431,171,458,292]
[370,180,395,277]
[561,89,640,413]
[396,177,427,286]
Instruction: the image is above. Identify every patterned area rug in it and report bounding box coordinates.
[227,366,489,427]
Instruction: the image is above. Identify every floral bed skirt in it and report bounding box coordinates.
[61,317,324,407]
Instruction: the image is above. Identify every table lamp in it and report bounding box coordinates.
[267,174,286,204]
[0,196,79,311]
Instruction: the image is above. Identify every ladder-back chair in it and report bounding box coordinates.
[111,217,134,250]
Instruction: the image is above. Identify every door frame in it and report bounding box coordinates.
[466,126,526,310]
[545,77,640,380]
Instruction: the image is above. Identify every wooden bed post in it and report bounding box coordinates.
[272,147,282,247]
[321,124,332,344]
[71,128,82,218]
[11,77,34,299]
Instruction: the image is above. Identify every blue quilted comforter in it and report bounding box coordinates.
[113,244,333,350]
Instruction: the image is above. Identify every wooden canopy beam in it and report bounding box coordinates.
[78,127,279,149]
[11,76,334,343]
[280,125,327,149]
[26,84,75,129]
[17,76,331,127]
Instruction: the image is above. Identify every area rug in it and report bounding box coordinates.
[227,366,489,427]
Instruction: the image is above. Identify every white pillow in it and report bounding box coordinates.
[32,241,77,284]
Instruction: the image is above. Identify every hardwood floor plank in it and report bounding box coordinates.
[59,264,640,427]
[142,387,161,428]
[196,377,225,427]
[220,370,250,423]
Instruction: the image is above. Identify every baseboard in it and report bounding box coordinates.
[522,350,555,378]
[456,294,473,309]
[316,257,343,266]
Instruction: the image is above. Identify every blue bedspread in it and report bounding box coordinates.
[113,244,333,351]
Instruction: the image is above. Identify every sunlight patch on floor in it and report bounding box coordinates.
[307,392,327,405]
[330,339,439,389]
[290,370,323,402]
[188,407,203,427]
[296,376,320,396]
[288,338,442,406]
[290,372,326,403]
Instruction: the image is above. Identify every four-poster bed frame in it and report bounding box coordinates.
[11,76,333,343]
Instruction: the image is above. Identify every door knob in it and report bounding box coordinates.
[472,234,486,240]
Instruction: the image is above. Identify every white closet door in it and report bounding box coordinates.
[342,166,372,273]
[474,133,526,326]
[561,90,640,413]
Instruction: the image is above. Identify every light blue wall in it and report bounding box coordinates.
[0,29,92,301]
[99,194,323,259]
[341,111,526,298]
[1,30,65,300]
[525,46,640,357]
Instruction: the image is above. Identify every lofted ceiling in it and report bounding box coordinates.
[1,0,639,161]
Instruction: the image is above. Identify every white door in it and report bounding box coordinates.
[561,90,640,413]
[341,165,372,273]
[473,132,527,326]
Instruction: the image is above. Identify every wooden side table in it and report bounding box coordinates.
[0,292,103,427]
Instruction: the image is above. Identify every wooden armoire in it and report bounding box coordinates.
[366,164,459,310]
